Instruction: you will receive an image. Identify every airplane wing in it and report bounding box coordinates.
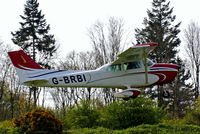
[112,42,157,65]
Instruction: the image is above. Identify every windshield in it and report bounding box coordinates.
[143,58,154,66]
[106,61,142,72]
[107,64,121,72]
[124,61,141,70]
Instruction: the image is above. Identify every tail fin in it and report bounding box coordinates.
[8,50,43,70]
[8,50,44,84]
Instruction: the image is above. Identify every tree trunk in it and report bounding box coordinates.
[195,65,199,99]
[158,85,164,107]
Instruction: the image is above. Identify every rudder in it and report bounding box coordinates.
[8,50,43,71]
[8,50,44,84]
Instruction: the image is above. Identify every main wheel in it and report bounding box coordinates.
[162,90,170,98]
[122,97,130,101]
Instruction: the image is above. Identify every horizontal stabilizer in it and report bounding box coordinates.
[24,79,49,86]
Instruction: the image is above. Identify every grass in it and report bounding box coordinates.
[1,120,200,134]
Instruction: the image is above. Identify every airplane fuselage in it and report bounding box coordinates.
[8,43,179,99]
[25,62,179,89]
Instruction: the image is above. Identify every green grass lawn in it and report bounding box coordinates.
[67,124,200,134]
[1,120,200,134]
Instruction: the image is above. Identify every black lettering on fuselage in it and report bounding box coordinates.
[70,76,77,83]
[52,74,87,85]
[63,74,87,84]
[77,75,83,82]
[63,76,70,83]
[83,74,86,81]
[52,77,58,85]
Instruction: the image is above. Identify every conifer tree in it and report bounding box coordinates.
[11,0,57,69]
[134,0,181,107]
[11,0,57,106]
[165,58,194,117]
[135,0,181,63]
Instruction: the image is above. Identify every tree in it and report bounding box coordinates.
[135,0,181,63]
[0,42,30,120]
[165,58,194,117]
[11,0,57,106]
[0,41,11,103]
[50,51,97,112]
[134,0,181,107]
[183,21,200,99]
[88,17,126,104]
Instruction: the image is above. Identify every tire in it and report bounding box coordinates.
[162,90,170,98]
[123,97,130,101]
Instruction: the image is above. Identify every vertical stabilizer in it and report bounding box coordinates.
[8,50,44,83]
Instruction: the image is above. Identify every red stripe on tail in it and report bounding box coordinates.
[8,50,43,70]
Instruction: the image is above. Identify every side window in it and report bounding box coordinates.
[124,61,141,70]
[107,64,121,72]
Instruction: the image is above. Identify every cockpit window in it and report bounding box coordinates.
[107,64,121,72]
[124,61,141,70]
[143,58,154,66]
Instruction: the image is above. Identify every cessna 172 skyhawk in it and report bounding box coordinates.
[8,42,179,100]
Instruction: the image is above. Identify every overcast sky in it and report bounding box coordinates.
[0,0,200,56]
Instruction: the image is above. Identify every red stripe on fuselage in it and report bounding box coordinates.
[149,63,178,85]
[152,63,179,70]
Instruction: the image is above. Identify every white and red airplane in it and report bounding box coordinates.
[8,43,179,100]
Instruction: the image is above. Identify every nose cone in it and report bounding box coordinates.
[151,63,179,85]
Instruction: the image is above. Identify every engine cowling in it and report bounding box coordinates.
[114,89,141,99]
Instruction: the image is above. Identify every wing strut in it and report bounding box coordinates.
[143,47,148,84]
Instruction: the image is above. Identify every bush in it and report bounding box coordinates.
[67,124,200,134]
[13,108,63,134]
[65,100,100,129]
[67,127,113,134]
[184,97,200,126]
[0,120,13,134]
[100,97,164,129]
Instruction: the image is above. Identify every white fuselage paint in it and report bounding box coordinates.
[24,65,159,89]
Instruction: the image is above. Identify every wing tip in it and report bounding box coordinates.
[134,42,158,48]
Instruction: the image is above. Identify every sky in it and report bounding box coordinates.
[0,0,200,57]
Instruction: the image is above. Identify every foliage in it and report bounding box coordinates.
[100,97,164,129]
[13,108,63,134]
[67,127,113,134]
[135,0,182,108]
[11,0,57,69]
[164,57,194,117]
[1,120,200,134]
[135,0,181,63]
[65,100,100,129]
[11,0,58,107]
[184,97,200,126]
[0,120,22,134]
[67,123,200,134]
